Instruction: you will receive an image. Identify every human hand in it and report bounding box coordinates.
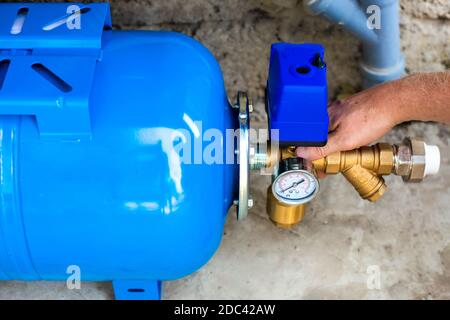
[296,82,401,161]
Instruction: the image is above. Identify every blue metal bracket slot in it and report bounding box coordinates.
[0,3,112,139]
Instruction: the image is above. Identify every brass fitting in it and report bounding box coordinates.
[267,186,306,229]
[312,138,440,202]
[312,143,394,175]
[266,155,310,229]
[312,143,393,202]
[250,144,307,228]
[249,142,281,170]
[280,146,297,160]
[266,138,440,229]
[341,164,387,202]
[251,144,298,170]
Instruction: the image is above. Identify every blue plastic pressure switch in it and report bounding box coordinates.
[267,43,329,146]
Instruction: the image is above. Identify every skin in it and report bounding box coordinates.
[296,71,450,162]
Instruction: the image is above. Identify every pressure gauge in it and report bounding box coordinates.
[272,170,319,205]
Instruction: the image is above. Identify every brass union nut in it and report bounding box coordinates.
[406,138,426,182]
[394,144,412,177]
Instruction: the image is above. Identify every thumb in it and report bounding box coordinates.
[295,132,342,160]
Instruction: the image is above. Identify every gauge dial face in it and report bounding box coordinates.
[272,170,319,205]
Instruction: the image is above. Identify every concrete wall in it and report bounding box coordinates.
[110,0,449,97]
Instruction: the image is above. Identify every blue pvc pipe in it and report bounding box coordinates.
[305,0,405,87]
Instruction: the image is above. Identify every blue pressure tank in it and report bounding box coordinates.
[0,2,330,300]
[0,3,237,299]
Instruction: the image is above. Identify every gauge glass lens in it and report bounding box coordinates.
[273,170,318,203]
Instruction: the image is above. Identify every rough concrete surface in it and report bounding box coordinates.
[0,0,449,299]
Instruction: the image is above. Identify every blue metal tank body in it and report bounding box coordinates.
[0,14,238,297]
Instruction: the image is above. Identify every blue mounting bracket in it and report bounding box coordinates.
[0,3,112,139]
[267,43,329,146]
[113,280,162,300]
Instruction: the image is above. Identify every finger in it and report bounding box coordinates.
[304,159,313,171]
[316,170,327,179]
[303,160,327,179]
[295,131,342,160]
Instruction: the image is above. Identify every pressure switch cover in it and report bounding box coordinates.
[267,43,329,146]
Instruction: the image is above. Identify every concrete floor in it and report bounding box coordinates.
[1,0,449,300]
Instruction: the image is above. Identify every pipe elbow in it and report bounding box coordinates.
[304,0,405,86]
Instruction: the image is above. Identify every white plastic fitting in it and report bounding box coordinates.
[424,143,441,176]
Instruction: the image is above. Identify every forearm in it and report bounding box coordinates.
[297,71,450,160]
[390,71,450,124]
